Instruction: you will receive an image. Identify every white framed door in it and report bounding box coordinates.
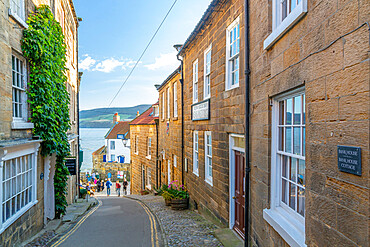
[168,160,171,184]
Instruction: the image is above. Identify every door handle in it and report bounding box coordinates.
[232,196,236,199]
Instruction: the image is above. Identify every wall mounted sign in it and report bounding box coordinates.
[337,146,361,176]
[192,99,210,121]
[65,158,77,175]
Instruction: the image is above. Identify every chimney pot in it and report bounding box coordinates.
[113,113,120,124]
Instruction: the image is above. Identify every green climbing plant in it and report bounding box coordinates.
[21,5,71,218]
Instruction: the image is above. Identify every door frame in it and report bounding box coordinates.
[229,134,245,230]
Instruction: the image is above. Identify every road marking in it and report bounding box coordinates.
[137,200,159,247]
[51,198,102,247]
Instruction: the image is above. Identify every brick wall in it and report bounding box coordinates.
[158,72,182,186]
[130,124,158,194]
[181,0,245,227]
[248,0,369,245]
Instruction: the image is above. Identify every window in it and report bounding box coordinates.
[193,59,198,103]
[110,141,115,150]
[193,131,199,176]
[162,93,165,120]
[147,137,151,158]
[204,131,212,185]
[226,17,240,90]
[9,0,26,27]
[1,144,39,233]
[153,105,159,117]
[173,82,178,118]
[12,55,26,120]
[111,154,115,162]
[167,87,170,119]
[263,90,305,247]
[204,45,212,99]
[147,168,151,188]
[264,0,307,49]
[135,136,139,154]
[174,155,177,168]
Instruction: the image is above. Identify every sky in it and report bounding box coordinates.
[74,0,212,110]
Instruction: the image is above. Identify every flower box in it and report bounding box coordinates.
[170,198,189,210]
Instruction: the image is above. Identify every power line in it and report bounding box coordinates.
[108,0,179,107]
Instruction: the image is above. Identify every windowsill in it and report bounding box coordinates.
[11,121,34,130]
[0,200,38,235]
[203,96,210,100]
[173,117,178,121]
[263,1,307,50]
[263,207,306,247]
[8,8,28,29]
[135,152,139,155]
[205,178,213,186]
[193,170,199,177]
[146,155,151,160]
[225,83,240,92]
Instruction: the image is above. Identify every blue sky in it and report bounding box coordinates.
[74,0,212,110]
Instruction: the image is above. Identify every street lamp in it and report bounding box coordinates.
[122,138,128,147]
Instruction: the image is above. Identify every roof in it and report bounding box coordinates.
[130,104,159,125]
[156,66,181,91]
[179,0,226,56]
[105,121,131,139]
[92,145,106,156]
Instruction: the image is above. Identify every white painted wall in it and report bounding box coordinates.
[105,138,131,163]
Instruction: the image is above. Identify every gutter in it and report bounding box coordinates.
[244,0,251,246]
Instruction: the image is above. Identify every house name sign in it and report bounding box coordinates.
[337,145,361,176]
[192,99,210,121]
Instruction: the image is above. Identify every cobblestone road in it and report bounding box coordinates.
[128,195,223,247]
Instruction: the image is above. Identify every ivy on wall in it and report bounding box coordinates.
[21,5,71,218]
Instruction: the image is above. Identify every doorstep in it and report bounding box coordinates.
[214,228,244,247]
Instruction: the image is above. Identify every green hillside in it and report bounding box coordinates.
[80,104,152,128]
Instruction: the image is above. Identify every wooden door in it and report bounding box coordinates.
[234,151,245,238]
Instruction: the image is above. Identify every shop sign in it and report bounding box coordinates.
[192,99,210,121]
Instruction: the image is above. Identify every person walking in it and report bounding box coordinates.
[116,181,121,197]
[106,178,112,196]
[97,180,101,192]
[122,178,128,195]
[101,180,105,192]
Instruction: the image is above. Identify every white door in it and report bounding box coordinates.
[168,160,171,184]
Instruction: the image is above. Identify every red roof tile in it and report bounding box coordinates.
[130,104,159,125]
[105,121,131,139]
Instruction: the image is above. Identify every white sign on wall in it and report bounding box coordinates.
[192,99,210,121]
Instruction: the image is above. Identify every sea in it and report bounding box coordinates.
[80,128,110,173]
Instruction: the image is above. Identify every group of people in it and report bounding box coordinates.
[104,178,128,197]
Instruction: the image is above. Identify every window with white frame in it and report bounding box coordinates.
[204,46,212,99]
[147,168,151,187]
[264,90,305,247]
[226,18,240,90]
[204,131,212,185]
[264,0,307,49]
[135,136,139,154]
[153,105,159,117]
[173,155,177,167]
[193,131,199,176]
[147,137,151,158]
[1,153,36,229]
[167,87,170,119]
[111,154,115,162]
[173,82,178,118]
[12,55,27,120]
[110,141,115,150]
[193,59,198,103]
[162,93,165,120]
[10,0,25,21]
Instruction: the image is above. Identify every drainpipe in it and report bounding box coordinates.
[244,0,251,246]
[175,49,185,186]
[155,118,159,189]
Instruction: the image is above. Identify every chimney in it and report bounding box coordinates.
[137,111,140,117]
[113,113,120,124]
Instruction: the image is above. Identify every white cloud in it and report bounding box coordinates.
[93,58,125,73]
[145,51,179,70]
[79,55,96,71]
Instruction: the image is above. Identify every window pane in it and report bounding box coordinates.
[282,156,288,178]
[282,179,287,204]
[302,127,305,156]
[293,127,301,155]
[17,194,21,211]
[302,94,305,124]
[285,127,292,153]
[286,98,292,125]
[289,182,296,210]
[290,158,297,182]
[282,0,288,21]
[279,101,284,125]
[278,127,284,151]
[298,159,305,186]
[294,96,301,125]
[297,187,305,216]
[290,0,297,12]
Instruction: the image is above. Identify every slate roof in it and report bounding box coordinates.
[105,121,131,139]
[130,104,159,125]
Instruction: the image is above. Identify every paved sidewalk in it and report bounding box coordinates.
[127,194,223,247]
[21,197,97,247]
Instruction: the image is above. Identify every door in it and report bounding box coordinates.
[142,166,146,190]
[234,151,245,238]
[168,160,171,185]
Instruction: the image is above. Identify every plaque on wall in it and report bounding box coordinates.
[65,158,77,176]
[337,146,361,176]
[192,99,210,121]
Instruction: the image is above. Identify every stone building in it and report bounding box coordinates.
[247,0,369,246]
[0,0,79,246]
[179,0,246,237]
[130,103,159,194]
[157,67,182,186]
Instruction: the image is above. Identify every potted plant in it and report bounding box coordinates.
[140,190,149,195]
[168,181,189,210]
[162,191,173,206]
